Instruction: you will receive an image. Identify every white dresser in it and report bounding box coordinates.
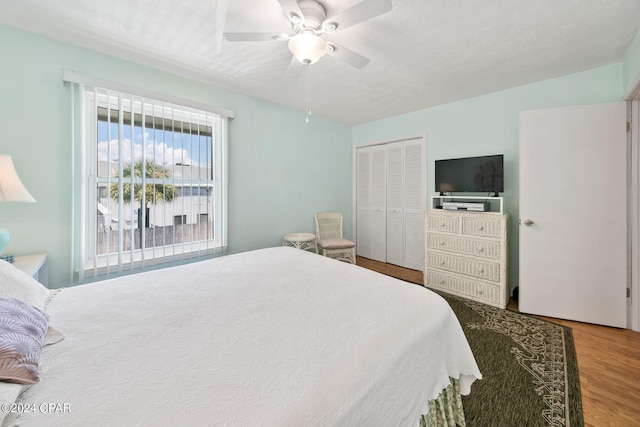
[424,210,508,308]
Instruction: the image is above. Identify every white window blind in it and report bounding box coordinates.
[66,73,230,282]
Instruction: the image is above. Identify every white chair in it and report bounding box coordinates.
[314,212,356,264]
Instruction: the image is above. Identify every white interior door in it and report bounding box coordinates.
[519,102,627,328]
[356,147,371,259]
[386,142,404,267]
[403,139,426,271]
[370,145,387,262]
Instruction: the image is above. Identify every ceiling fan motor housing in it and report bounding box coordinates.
[296,0,327,32]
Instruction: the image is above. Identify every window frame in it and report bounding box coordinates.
[79,89,228,278]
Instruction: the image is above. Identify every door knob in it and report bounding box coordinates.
[524,219,534,226]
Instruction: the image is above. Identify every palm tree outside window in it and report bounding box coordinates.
[109,160,178,230]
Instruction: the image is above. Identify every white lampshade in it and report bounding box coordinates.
[0,154,36,203]
[288,30,328,65]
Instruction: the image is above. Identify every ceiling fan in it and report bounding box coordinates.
[223,0,393,69]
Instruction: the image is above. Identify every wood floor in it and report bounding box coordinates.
[356,256,640,427]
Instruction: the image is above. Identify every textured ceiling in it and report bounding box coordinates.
[1,0,639,125]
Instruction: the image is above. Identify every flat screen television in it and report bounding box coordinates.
[435,154,504,195]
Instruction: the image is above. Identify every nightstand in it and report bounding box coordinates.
[14,254,49,288]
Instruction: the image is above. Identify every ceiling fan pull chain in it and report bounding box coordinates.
[305,64,312,123]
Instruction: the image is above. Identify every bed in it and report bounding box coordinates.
[0,247,481,426]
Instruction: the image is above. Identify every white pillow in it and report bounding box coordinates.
[0,260,50,310]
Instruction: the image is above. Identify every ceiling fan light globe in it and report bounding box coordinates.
[288,31,328,65]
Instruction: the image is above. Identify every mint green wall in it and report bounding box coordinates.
[352,64,624,292]
[1,22,632,290]
[623,29,640,96]
[0,24,351,287]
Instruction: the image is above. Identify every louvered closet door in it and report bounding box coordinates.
[356,147,371,258]
[370,145,387,262]
[403,140,425,271]
[386,142,404,267]
[355,137,426,269]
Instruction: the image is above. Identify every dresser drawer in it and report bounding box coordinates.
[426,233,500,260]
[461,217,503,238]
[426,251,501,282]
[426,214,459,233]
[425,270,503,305]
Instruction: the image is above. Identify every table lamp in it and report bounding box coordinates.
[0,154,36,258]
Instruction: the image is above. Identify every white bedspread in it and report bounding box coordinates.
[15,247,480,427]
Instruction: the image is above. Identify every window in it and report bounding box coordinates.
[67,76,229,281]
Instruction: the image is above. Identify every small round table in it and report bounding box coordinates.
[283,232,317,253]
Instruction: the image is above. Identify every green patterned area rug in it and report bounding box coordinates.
[438,292,584,427]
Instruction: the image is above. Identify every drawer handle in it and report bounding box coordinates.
[440,279,445,285]
[478,289,483,295]
[439,261,445,265]
[440,222,446,227]
[478,226,484,231]
[478,268,484,273]
[440,241,445,246]
[478,247,484,252]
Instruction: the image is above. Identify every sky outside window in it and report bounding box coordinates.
[96,116,213,180]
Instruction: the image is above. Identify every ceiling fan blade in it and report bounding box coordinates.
[322,0,392,32]
[223,33,289,42]
[276,0,306,25]
[326,43,369,69]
